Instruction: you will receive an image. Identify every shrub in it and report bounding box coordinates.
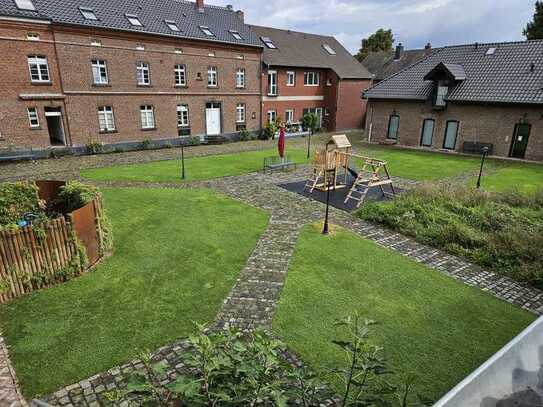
[261,121,277,140]
[113,315,425,406]
[86,140,104,155]
[0,182,45,229]
[141,138,152,150]
[186,136,201,146]
[56,181,101,213]
[302,112,319,134]
[238,128,251,141]
[359,184,543,287]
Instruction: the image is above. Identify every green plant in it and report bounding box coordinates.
[56,181,101,213]
[86,140,104,155]
[187,136,201,146]
[239,128,251,141]
[163,141,173,149]
[0,182,46,229]
[261,121,278,140]
[141,138,152,150]
[302,113,319,135]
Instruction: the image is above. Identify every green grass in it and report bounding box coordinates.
[274,224,535,402]
[0,188,269,397]
[81,148,309,183]
[478,162,543,195]
[354,143,484,181]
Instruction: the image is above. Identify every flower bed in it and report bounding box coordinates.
[0,181,112,302]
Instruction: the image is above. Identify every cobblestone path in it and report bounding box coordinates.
[0,337,25,407]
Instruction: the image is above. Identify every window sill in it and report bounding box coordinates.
[29,126,42,130]
[99,130,118,134]
[137,84,152,88]
[174,84,188,88]
[31,81,52,86]
[304,84,320,87]
[236,86,246,90]
[141,127,157,131]
[93,83,111,87]
[267,94,278,97]
[207,85,218,89]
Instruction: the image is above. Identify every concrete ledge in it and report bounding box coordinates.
[435,315,543,407]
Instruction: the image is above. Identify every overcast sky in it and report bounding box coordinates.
[213,0,536,54]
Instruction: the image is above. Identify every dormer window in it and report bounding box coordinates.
[229,30,243,40]
[435,84,448,107]
[261,37,277,49]
[126,14,143,27]
[14,0,36,11]
[79,7,97,20]
[199,26,214,37]
[165,20,180,32]
[322,44,336,55]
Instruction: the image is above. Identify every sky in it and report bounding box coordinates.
[213,0,536,54]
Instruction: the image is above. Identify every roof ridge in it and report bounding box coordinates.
[249,24,335,40]
[172,0,231,11]
[441,38,543,49]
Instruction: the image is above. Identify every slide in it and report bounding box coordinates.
[347,166,358,179]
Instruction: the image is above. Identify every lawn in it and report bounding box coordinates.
[273,224,535,402]
[0,188,269,397]
[477,161,543,195]
[81,148,309,183]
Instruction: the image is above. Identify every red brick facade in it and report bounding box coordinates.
[366,99,543,162]
[261,66,371,132]
[0,20,262,149]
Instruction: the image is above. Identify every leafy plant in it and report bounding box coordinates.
[262,121,278,140]
[302,113,319,135]
[86,140,104,155]
[186,136,201,146]
[0,182,46,229]
[141,138,152,150]
[56,181,101,213]
[239,129,252,141]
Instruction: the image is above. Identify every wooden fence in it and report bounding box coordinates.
[0,197,104,303]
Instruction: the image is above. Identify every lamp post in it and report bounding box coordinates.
[322,171,332,235]
[476,146,489,189]
[181,142,186,180]
[307,130,312,159]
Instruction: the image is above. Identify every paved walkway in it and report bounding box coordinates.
[9,163,543,406]
[0,337,25,407]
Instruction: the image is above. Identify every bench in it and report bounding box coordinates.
[263,155,296,174]
[463,142,493,155]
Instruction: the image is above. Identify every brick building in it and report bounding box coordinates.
[0,0,262,152]
[364,40,543,162]
[251,25,373,133]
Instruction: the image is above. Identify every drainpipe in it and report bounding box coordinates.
[368,103,374,142]
[51,25,73,147]
[258,54,263,135]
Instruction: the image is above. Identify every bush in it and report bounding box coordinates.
[359,184,543,287]
[0,182,45,229]
[141,138,152,150]
[86,140,104,155]
[238,128,251,141]
[113,315,425,406]
[261,121,277,140]
[56,181,101,213]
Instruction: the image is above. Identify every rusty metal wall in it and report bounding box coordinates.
[35,180,66,202]
[69,201,100,266]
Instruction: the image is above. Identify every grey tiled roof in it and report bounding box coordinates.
[364,40,543,104]
[250,25,372,79]
[0,0,262,48]
[361,48,438,81]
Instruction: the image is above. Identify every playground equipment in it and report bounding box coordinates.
[304,135,352,192]
[305,135,396,207]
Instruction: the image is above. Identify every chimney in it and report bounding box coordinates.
[196,0,204,11]
[425,42,432,50]
[226,4,233,11]
[394,43,404,60]
[235,10,244,22]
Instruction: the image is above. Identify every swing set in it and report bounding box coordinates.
[304,135,396,208]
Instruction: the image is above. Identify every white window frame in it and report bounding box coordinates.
[26,32,40,41]
[199,26,214,36]
[165,20,180,32]
[126,14,143,27]
[236,68,245,88]
[207,66,218,87]
[285,109,294,124]
[140,105,155,129]
[98,106,115,132]
[80,7,97,20]
[175,64,186,86]
[27,107,39,128]
[177,104,189,128]
[322,44,336,55]
[304,71,320,86]
[286,71,295,86]
[236,103,246,123]
[27,55,50,83]
[268,70,277,96]
[267,110,276,124]
[261,36,277,49]
[91,59,108,85]
[136,62,150,85]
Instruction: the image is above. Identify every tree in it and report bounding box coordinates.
[524,1,543,40]
[355,28,394,62]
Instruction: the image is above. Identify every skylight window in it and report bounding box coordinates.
[322,44,336,55]
[126,14,143,27]
[14,0,36,11]
[199,26,214,36]
[261,36,277,49]
[229,30,243,40]
[79,7,97,20]
[165,20,180,32]
[486,47,496,55]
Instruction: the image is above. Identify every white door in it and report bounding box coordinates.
[206,105,221,135]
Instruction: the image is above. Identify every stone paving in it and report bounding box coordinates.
[0,336,25,407]
[7,156,543,406]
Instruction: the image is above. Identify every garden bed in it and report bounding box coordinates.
[358,184,543,287]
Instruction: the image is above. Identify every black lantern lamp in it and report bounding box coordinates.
[476,146,489,189]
